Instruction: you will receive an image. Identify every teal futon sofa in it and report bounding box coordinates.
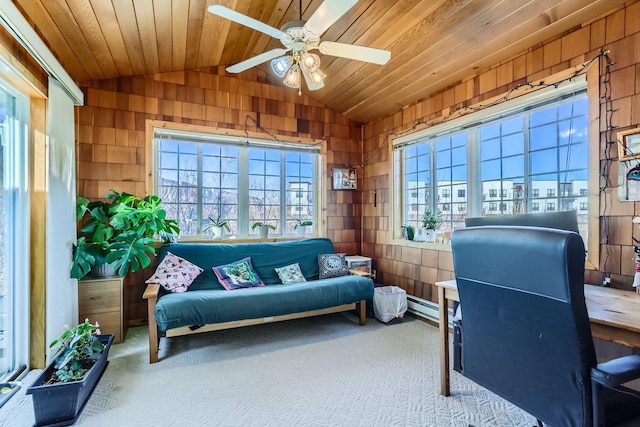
[143,238,374,363]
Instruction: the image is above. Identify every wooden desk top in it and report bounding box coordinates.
[584,285,640,334]
[436,280,640,336]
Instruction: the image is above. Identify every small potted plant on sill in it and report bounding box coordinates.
[293,219,313,237]
[202,215,231,239]
[401,224,415,241]
[421,209,442,242]
[71,189,180,279]
[26,319,115,426]
[251,222,276,239]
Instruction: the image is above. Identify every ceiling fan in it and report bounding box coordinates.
[207,0,391,93]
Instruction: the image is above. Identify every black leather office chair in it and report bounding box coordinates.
[451,226,640,427]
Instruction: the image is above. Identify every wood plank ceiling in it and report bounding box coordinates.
[14,0,624,123]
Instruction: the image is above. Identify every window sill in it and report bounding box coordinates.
[391,239,452,252]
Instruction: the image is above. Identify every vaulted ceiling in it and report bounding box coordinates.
[14,0,623,123]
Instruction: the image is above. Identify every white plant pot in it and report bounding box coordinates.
[296,226,306,237]
[423,229,437,243]
[211,226,223,239]
[258,225,269,239]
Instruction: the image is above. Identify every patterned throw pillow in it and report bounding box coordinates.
[275,263,307,285]
[318,253,349,279]
[145,252,204,293]
[213,257,265,290]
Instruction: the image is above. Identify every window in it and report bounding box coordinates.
[580,202,588,210]
[394,80,590,245]
[0,82,29,381]
[154,128,319,237]
[442,189,451,198]
[457,204,466,212]
[580,189,588,196]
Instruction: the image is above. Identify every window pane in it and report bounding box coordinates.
[400,92,588,244]
[0,84,29,380]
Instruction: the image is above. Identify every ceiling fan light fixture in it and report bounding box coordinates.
[282,64,301,89]
[271,56,292,78]
[300,52,321,73]
[308,68,326,86]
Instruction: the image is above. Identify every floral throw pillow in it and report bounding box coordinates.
[275,263,307,285]
[213,257,265,290]
[318,253,349,279]
[145,252,204,293]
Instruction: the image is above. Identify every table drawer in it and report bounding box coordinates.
[78,280,120,313]
[78,310,121,343]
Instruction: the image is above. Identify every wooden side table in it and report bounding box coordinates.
[78,276,125,343]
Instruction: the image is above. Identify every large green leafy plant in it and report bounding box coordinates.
[71,189,180,279]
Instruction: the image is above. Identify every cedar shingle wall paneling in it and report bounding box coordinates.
[361,2,640,302]
[77,68,362,325]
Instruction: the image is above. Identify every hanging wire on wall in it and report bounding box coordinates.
[242,114,326,149]
[599,50,615,281]
[364,50,611,167]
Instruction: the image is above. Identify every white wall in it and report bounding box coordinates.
[45,78,77,361]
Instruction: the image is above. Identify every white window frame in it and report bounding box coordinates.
[391,72,600,270]
[0,79,29,381]
[151,126,322,239]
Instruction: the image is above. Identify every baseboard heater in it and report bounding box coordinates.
[406,295,453,326]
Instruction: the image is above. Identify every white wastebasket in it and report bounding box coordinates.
[373,286,408,323]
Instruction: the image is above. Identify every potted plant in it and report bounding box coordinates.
[26,319,114,426]
[293,219,313,237]
[421,209,442,242]
[251,222,276,238]
[71,189,180,279]
[401,225,415,241]
[202,215,231,239]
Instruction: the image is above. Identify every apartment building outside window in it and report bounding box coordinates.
[394,80,589,243]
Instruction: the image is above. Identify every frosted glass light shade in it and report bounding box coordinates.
[283,65,301,88]
[300,52,321,73]
[271,56,292,78]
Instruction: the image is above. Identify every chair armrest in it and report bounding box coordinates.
[143,283,160,300]
[143,283,160,363]
[591,355,640,387]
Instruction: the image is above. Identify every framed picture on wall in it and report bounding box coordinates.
[333,168,357,190]
[617,127,640,161]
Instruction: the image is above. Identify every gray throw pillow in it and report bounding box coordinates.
[318,253,349,279]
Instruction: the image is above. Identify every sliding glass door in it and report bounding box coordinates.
[0,81,29,380]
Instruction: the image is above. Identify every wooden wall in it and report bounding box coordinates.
[77,67,363,325]
[361,2,640,302]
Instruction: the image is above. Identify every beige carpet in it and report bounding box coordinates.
[3,313,537,427]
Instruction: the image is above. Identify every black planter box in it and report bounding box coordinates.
[26,334,114,426]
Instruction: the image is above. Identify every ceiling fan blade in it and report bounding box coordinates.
[208,5,287,40]
[319,41,391,65]
[303,0,358,38]
[226,48,290,73]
